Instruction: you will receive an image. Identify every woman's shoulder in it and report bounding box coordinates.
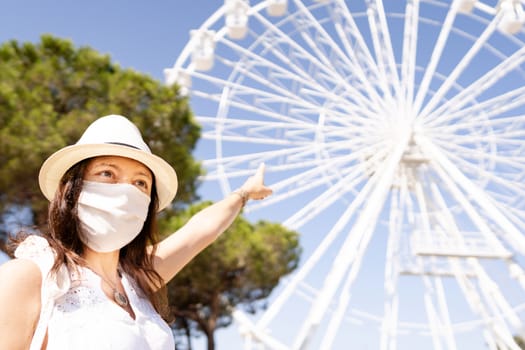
[0,257,42,288]
[0,256,43,348]
[0,258,42,306]
[13,235,72,295]
[1,235,47,294]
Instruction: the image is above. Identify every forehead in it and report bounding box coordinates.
[87,156,153,177]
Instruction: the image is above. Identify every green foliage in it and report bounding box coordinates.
[495,335,525,349]
[160,202,301,349]
[0,35,202,236]
[513,335,525,349]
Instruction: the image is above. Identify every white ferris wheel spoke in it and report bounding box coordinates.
[423,86,525,129]
[366,0,403,100]
[424,43,525,124]
[412,0,460,114]
[419,9,502,118]
[329,1,387,104]
[255,167,380,330]
[249,5,387,112]
[401,0,419,107]
[289,0,389,107]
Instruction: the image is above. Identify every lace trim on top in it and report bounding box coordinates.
[14,235,174,349]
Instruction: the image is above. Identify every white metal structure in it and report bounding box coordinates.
[166,0,525,348]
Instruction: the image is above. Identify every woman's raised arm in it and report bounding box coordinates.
[153,163,272,284]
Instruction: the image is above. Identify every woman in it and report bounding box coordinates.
[0,114,272,349]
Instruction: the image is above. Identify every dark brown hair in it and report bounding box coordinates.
[38,158,168,317]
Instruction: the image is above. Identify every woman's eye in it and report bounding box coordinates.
[100,170,113,177]
[135,179,148,188]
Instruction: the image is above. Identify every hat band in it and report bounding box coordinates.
[106,142,141,150]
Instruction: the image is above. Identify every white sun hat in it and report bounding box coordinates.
[38,114,178,211]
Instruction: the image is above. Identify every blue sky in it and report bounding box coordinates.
[0,0,219,82]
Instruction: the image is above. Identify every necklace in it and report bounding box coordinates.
[87,267,129,308]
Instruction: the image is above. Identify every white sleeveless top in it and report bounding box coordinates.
[15,235,175,350]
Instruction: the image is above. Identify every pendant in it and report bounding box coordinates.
[114,290,129,307]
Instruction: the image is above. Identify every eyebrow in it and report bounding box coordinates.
[136,170,154,180]
[91,162,153,180]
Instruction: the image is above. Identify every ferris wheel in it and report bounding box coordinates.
[165,0,525,349]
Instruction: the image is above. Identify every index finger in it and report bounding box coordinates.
[253,162,266,182]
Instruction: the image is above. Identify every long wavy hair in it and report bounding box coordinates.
[23,158,168,318]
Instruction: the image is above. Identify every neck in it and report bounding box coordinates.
[82,246,121,280]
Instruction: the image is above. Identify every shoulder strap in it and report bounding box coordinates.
[15,235,71,350]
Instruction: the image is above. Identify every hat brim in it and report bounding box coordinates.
[39,143,178,211]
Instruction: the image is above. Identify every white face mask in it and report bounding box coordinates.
[77,181,151,253]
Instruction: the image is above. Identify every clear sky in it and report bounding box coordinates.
[0,0,220,82]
